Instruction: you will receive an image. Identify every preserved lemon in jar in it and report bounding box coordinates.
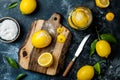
[68,7,92,30]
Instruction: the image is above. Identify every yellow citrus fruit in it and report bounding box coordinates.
[77,65,94,80]
[57,34,66,43]
[31,30,52,48]
[105,12,115,21]
[57,27,64,34]
[68,16,79,30]
[68,7,92,30]
[38,52,53,67]
[20,0,37,14]
[95,0,110,8]
[96,40,111,58]
[72,10,88,28]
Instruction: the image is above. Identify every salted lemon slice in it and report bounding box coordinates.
[38,52,53,67]
[95,0,110,8]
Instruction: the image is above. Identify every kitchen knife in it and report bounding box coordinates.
[62,34,90,77]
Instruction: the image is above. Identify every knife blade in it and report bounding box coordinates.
[62,34,90,77]
[75,34,91,57]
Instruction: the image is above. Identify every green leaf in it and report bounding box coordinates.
[100,34,117,43]
[16,73,27,80]
[7,2,18,9]
[90,39,98,56]
[5,56,18,69]
[94,62,101,75]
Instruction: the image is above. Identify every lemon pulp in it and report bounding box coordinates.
[38,52,53,67]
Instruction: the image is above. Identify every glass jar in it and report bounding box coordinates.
[68,6,93,30]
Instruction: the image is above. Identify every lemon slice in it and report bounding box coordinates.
[105,12,115,21]
[38,52,53,67]
[57,27,64,34]
[95,0,110,8]
[57,34,66,43]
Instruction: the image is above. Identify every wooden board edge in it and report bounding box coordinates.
[18,20,45,69]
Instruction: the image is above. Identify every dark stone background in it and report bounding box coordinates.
[0,0,120,80]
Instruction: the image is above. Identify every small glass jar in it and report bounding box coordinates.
[0,17,20,43]
[68,6,93,30]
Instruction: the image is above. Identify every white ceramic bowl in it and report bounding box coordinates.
[0,17,20,43]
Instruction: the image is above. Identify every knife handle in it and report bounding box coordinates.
[62,61,74,77]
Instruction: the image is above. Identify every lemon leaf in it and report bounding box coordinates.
[90,39,98,56]
[5,56,18,69]
[16,73,27,80]
[7,2,18,9]
[100,34,117,43]
[94,62,101,75]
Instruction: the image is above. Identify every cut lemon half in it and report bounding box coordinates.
[38,52,53,67]
[95,0,110,8]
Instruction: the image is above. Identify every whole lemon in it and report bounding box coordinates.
[31,30,52,48]
[77,65,94,80]
[96,40,111,58]
[20,0,37,14]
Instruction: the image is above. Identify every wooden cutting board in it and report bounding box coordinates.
[18,13,72,75]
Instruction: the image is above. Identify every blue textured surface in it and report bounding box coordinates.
[0,0,120,80]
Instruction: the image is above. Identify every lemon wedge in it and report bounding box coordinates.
[95,0,110,8]
[38,52,53,67]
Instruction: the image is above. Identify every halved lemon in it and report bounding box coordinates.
[38,52,53,67]
[95,0,110,8]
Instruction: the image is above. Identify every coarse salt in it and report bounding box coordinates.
[0,20,18,40]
